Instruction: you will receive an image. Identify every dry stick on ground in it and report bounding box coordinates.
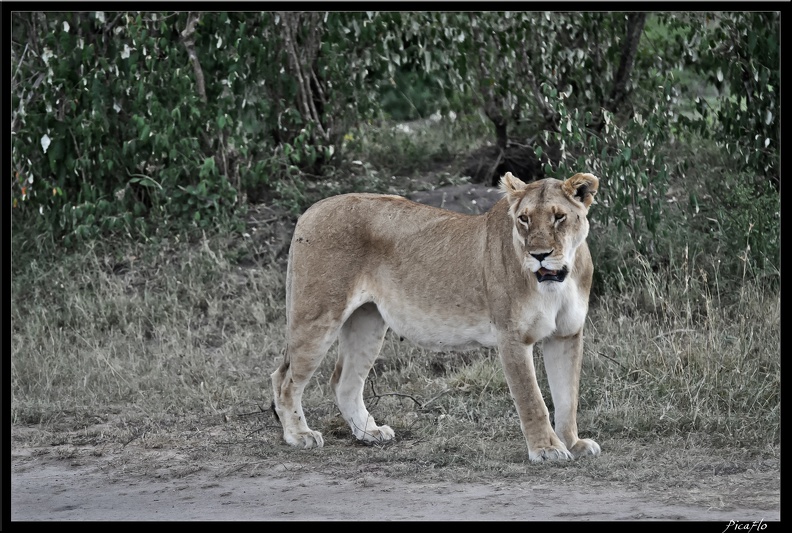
[122,431,145,447]
[596,351,627,370]
[243,425,282,439]
[366,380,452,411]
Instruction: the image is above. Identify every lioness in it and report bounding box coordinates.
[271,172,601,462]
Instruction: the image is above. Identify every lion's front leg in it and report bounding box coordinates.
[497,336,572,462]
[542,332,600,459]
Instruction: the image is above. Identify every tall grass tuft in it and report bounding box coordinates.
[584,245,780,451]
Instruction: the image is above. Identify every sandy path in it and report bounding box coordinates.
[11,459,780,522]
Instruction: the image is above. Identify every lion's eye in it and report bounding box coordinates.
[554,214,566,223]
[518,214,529,224]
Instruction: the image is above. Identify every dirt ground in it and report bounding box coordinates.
[9,439,781,522]
[9,185,781,523]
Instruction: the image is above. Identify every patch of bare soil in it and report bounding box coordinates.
[9,436,780,522]
[407,183,504,215]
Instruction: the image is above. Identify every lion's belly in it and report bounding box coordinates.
[345,275,586,351]
[376,302,498,351]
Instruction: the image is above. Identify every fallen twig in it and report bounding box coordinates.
[365,380,451,410]
[596,351,627,370]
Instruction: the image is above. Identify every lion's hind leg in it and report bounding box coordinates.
[331,303,395,445]
[271,326,338,449]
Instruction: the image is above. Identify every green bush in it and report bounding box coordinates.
[10,12,396,242]
[11,11,778,264]
[675,13,779,188]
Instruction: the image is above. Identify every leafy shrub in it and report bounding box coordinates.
[11,11,778,264]
[10,12,396,242]
[670,13,779,188]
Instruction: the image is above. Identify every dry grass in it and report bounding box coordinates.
[11,214,779,487]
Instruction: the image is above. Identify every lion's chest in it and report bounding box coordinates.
[515,283,587,342]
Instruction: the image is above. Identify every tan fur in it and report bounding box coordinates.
[271,172,601,462]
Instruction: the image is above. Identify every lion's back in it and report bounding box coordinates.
[293,193,487,253]
[287,193,495,313]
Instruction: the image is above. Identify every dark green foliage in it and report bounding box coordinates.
[12,13,240,242]
[10,12,393,241]
[667,13,779,186]
[379,69,444,122]
[11,11,779,275]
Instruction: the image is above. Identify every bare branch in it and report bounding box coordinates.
[365,378,451,411]
[280,12,328,143]
[366,391,424,407]
[596,351,627,370]
[181,12,207,104]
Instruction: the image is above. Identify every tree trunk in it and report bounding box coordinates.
[593,13,647,132]
[486,103,508,152]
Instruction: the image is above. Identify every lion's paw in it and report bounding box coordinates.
[528,444,573,463]
[569,438,600,459]
[358,424,395,445]
[284,430,325,449]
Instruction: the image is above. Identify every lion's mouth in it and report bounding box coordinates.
[535,266,568,283]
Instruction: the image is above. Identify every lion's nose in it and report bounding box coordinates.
[530,251,551,262]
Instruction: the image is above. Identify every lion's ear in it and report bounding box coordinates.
[499,172,528,212]
[563,173,599,210]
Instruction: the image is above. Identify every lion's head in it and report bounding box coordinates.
[500,172,599,287]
